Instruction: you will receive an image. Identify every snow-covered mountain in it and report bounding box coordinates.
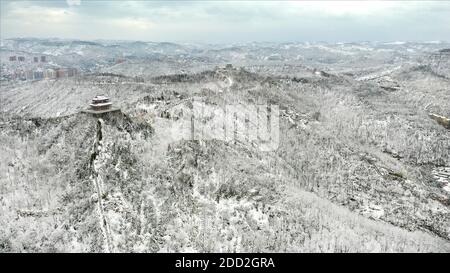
[1,39,449,253]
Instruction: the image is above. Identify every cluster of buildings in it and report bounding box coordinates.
[9,55,46,62]
[10,67,78,81]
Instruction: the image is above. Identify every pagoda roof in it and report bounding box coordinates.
[90,102,112,107]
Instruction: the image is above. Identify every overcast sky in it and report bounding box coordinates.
[1,0,449,43]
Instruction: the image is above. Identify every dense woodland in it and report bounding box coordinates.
[1,40,449,252]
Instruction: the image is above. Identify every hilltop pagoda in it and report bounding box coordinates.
[90,95,112,111]
[82,95,118,114]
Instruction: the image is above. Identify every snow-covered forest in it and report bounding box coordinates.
[0,39,449,252]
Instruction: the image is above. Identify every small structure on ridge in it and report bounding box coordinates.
[82,95,119,114]
[90,95,112,111]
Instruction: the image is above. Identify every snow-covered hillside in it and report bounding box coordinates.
[1,39,449,253]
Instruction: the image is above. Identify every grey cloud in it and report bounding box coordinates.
[1,1,449,42]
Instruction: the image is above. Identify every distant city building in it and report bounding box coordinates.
[17,71,26,81]
[67,68,78,77]
[11,71,20,80]
[34,57,39,63]
[56,68,66,78]
[45,69,57,79]
[25,70,34,80]
[18,56,25,62]
[33,71,44,80]
[40,56,46,62]
[9,56,17,61]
